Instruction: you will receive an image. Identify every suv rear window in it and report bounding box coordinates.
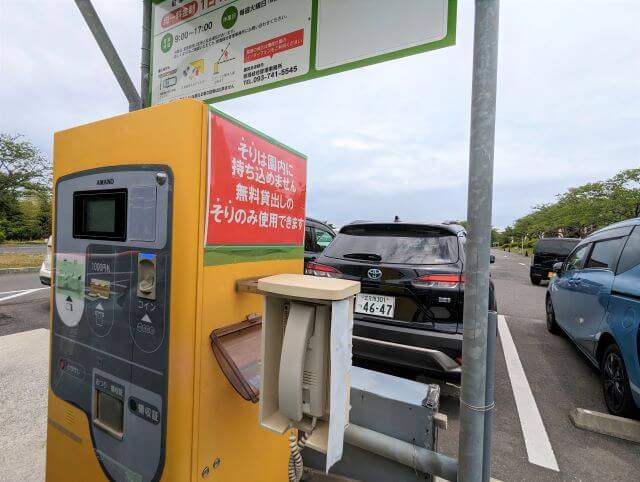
[323,224,459,265]
[534,238,579,255]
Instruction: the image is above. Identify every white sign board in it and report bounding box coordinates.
[150,0,456,105]
[151,0,312,105]
[315,0,448,70]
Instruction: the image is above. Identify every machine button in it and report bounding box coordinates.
[128,396,161,424]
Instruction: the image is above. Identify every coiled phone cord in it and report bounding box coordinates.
[287,417,317,482]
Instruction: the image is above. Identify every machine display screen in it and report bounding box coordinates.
[73,189,127,240]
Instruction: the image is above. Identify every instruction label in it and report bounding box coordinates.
[151,0,311,105]
[205,112,306,245]
[54,253,86,327]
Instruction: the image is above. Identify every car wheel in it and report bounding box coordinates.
[601,344,637,418]
[530,276,542,286]
[545,296,559,334]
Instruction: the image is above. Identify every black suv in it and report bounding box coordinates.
[306,221,497,378]
[530,237,580,285]
[304,217,336,263]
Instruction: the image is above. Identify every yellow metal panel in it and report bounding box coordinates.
[196,259,303,481]
[48,100,206,481]
[46,391,105,481]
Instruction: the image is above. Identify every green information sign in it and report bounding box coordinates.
[149,0,456,105]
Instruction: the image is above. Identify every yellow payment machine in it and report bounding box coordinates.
[46,99,307,481]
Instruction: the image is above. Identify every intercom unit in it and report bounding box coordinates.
[258,274,360,469]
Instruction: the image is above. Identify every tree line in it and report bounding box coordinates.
[0,134,52,242]
[498,168,640,246]
[1,132,637,248]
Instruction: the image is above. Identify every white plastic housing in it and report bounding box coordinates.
[258,274,359,470]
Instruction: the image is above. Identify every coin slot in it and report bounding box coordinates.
[137,253,157,300]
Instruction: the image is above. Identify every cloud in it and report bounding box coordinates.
[330,137,383,151]
[1,0,638,229]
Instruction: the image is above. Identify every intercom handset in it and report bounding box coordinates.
[278,302,329,422]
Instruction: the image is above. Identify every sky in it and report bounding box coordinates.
[0,1,638,229]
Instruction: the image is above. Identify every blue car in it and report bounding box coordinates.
[546,218,640,417]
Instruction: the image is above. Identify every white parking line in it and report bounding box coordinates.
[518,262,526,266]
[498,314,559,472]
[0,289,34,296]
[0,288,48,303]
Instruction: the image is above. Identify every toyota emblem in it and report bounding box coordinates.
[367,268,382,280]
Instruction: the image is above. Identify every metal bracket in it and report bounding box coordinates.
[236,277,266,294]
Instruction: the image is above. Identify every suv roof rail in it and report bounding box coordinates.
[342,221,467,236]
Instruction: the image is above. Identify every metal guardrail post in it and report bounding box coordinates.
[74,0,142,111]
[458,1,500,481]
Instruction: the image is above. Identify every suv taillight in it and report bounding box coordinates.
[305,262,342,278]
[414,274,464,288]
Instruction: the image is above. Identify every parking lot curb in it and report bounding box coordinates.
[0,267,40,275]
[570,408,640,444]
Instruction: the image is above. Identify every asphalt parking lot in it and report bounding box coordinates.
[0,273,50,337]
[439,250,638,481]
[0,253,638,481]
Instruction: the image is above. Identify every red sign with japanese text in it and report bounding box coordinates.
[206,113,307,246]
[161,1,198,29]
[244,29,305,63]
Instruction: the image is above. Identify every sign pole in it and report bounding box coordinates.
[458,1,500,481]
[141,0,152,108]
[74,0,142,111]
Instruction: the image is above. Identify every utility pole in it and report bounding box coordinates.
[458,1,500,481]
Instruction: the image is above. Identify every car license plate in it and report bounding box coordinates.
[355,293,395,318]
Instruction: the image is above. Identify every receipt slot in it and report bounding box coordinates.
[46,100,307,481]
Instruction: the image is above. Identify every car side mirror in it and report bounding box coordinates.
[489,254,495,264]
[552,262,563,274]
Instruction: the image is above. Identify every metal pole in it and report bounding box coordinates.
[74,0,142,111]
[482,311,498,482]
[458,1,500,481]
[141,0,152,108]
[344,424,459,482]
